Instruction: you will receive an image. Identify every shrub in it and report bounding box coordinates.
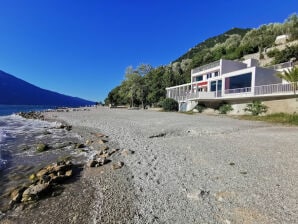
[218,103,233,114]
[244,100,268,116]
[162,98,179,111]
[194,103,206,113]
[266,48,279,58]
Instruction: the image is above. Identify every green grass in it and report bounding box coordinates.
[238,113,298,125]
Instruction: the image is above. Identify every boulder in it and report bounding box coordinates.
[21,183,50,202]
[36,143,48,152]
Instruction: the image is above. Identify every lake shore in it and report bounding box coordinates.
[2,107,298,223]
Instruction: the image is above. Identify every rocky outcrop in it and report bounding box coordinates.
[9,160,74,205]
[17,111,45,120]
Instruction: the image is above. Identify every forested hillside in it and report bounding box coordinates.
[105,14,298,107]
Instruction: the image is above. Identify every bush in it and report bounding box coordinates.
[162,98,179,111]
[244,100,268,116]
[194,103,206,113]
[266,48,279,58]
[218,103,233,114]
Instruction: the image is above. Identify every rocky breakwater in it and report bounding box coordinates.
[9,160,74,206]
[17,111,45,120]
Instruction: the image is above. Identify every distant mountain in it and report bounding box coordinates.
[0,70,95,107]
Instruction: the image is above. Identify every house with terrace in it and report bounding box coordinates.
[166,58,296,113]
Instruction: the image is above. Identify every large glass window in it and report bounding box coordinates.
[225,73,252,90]
[210,80,222,93]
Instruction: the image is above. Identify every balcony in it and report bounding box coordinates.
[191,60,220,75]
[167,82,297,102]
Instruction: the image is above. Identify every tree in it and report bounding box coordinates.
[277,67,298,95]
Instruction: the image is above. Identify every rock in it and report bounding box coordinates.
[36,169,49,178]
[36,143,48,152]
[99,144,109,151]
[17,111,44,120]
[53,163,72,173]
[29,174,37,182]
[21,183,50,202]
[76,143,85,149]
[64,125,72,131]
[112,162,124,170]
[52,142,72,149]
[121,149,135,156]
[87,160,98,168]
[88,158,110,168]
[55,122,72,130]
[65,170,72,177]
[98,139,108,144]
[85,139,93,145]
[97,158,110,166]
[40,174,51,183]
[99,153,109,159]
[10,186,27,203]
[43,130,51,135]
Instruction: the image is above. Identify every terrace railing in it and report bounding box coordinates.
[191,60,220,74]
[224,87,252,95]
[168,82,297,102]
[254,82,294,95]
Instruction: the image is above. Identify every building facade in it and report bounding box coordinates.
[166,59,295,111]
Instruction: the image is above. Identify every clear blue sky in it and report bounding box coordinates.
[0,0,297,102]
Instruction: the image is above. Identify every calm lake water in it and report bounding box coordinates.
[0,105,56,116]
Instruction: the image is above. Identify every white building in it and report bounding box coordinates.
[166,59,295,111]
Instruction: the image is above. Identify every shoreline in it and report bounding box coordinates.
[1,107,298,223]
[0,111,135,223]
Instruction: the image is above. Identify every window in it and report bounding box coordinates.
[214,71,219,77]
[211,81,216,91]
[207,73,212,79]
[195,76,203,81]
[210,80,222,92]
[225,73,252,91]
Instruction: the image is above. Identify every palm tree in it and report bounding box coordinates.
[277,66,298,95]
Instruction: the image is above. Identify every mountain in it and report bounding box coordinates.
[0,70,95,107]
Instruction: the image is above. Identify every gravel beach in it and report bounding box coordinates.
[2,107,298,224]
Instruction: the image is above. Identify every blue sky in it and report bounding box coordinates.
[0,1,297,102]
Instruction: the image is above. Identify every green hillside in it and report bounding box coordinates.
[105,14,298,107]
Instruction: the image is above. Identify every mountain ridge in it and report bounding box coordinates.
[0,70,95,107]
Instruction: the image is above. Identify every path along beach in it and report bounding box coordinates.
[2,107,298,224]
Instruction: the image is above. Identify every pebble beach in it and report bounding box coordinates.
[2,107,298,224]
